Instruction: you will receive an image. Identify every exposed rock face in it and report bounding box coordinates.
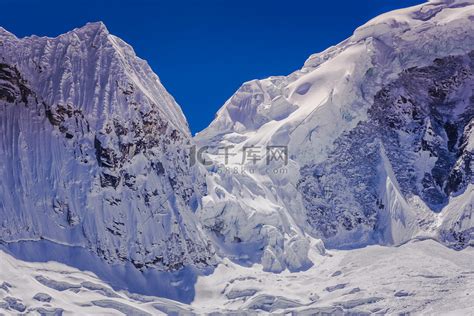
[0,22,214,271]
[299,52,474,247]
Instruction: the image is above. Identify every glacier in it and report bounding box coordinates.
[196,0,474,270]
[1,239,473,314]
[0,0,473,314]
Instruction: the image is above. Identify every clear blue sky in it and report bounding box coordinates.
[1,0,425,134]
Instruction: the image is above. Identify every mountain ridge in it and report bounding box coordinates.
[0,19,215,289]
[0,0,473,312]
[195,0,474,270]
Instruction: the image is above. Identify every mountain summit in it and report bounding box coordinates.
[0,21,215,286]
[0,0,473,314]
[196,0,474,271]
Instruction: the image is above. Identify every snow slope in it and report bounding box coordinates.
[193,239,474,314]
[0,22,214,299]
[0,0,473,313]
[1,239,473,314]
[196,0,474,270]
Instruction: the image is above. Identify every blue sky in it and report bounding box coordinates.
[1,0,425,134]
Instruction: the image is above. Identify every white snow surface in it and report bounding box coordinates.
[0,0,473,313]
[195,0,474,271]
[0,21,215,299]
[1,239,473,314]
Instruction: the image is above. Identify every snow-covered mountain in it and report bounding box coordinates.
[196,0,474,271]
[0,0,474,314]
[0,22,214,280]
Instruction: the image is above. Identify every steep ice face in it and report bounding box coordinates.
[0,22,215,272]
[196,0,474,268]
[1,0,473,283]
[299,52,474,247]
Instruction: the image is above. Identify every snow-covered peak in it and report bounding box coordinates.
[305,0,474,69]
[74,21,109,34]
[56,21,110,41]
[0,22,110,48]
[0,0,473,307]
[0,27,16,40]
[195,0,474,270]
[0,22,215,288]
[0,22,190,136]
[200,0,474,156]
[56,21,113,50]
